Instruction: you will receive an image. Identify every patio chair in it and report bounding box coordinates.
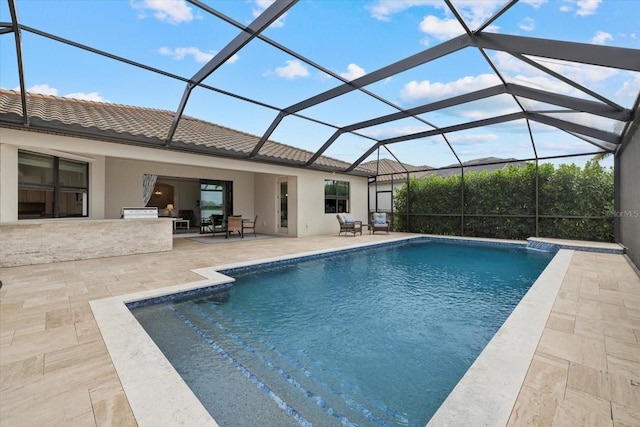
[371,212,390,234]
[243,215,258,237]
[227,215,243,239]
[336,214,362,236]
[208,214,227,237]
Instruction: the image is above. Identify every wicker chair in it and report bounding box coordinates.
[336,214,362,236]
[227,216,243,239]
[371,212,390,234]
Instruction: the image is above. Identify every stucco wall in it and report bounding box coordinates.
[0,128,370,238]
[254,173,277,235]
[0,135,106,222]
[104,157,256,221]
[619,127,640,269]
[0,219,173,267]
[0,142,18,223]
[296,172,369,237]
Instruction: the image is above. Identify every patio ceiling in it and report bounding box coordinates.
[1,0,639,175]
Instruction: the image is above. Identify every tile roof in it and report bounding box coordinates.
[360,158,433,182]
[435,157,527,177]
[360,157,527,182]
[0,89,370,175]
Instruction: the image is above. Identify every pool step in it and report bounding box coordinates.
[178,300,394,427]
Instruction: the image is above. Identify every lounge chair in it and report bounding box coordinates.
[243,215,258,237]
[371,212,390,234]
[336,214,362,236]
[227,216,243,239]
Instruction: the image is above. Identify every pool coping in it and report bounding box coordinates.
[90,235,574,427]
[426,248,572,427]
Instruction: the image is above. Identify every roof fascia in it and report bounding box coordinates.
[1,120,371,176]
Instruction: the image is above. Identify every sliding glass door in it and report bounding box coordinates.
[200,179,232,227]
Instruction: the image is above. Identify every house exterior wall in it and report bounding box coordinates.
[254,173,277,235]
[0,128,369,241]
[0,142,18,223]
[619,126,640,270]
[104,158,256,221]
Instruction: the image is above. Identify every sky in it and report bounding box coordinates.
[2,0,639,169]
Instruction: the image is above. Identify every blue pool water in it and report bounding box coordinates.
[131,239,553,426]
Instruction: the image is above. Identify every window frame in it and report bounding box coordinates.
[18,150,89,219]
[324,179,350,214]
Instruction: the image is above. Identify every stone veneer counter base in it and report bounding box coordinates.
[0,218,173,267]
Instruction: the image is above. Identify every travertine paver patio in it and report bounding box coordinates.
[0,233,638,426]
[507,250,640,426]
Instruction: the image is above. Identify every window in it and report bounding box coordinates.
[200,179,233,224]
[324,180,350,213]
[18,150,89,219]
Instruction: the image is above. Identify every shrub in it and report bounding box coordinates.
[392,161,613,242]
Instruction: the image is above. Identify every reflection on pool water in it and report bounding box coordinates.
[130,239,553,426]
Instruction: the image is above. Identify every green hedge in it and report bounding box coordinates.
[393,161,614,242]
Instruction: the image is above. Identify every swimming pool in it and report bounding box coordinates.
[129,238,552,426]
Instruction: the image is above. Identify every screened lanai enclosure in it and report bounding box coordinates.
[1,0,639,264]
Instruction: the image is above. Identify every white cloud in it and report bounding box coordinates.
[252,0,287,28]
[366,0,440,21]
[158,46,238,64]
[419,15,465,41]
[340,64,366,81]
[21,84,58,96]
[591,31,612,45]
[268,60,309,79]
[521,0,548,8]
[400,74,502,102]
[367,0,505,28]
[576,0,601,16]
[519,17,535,32]
[492,51,617,88]
[510,74,580,94]
[559,0,602,16]
[14,84,106,101]
[131,0,193,25]
[452,0,506,28]
[65,92,107,102]
[448,133,499,145]
[615,73,640,99]
[359,125,433,139]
